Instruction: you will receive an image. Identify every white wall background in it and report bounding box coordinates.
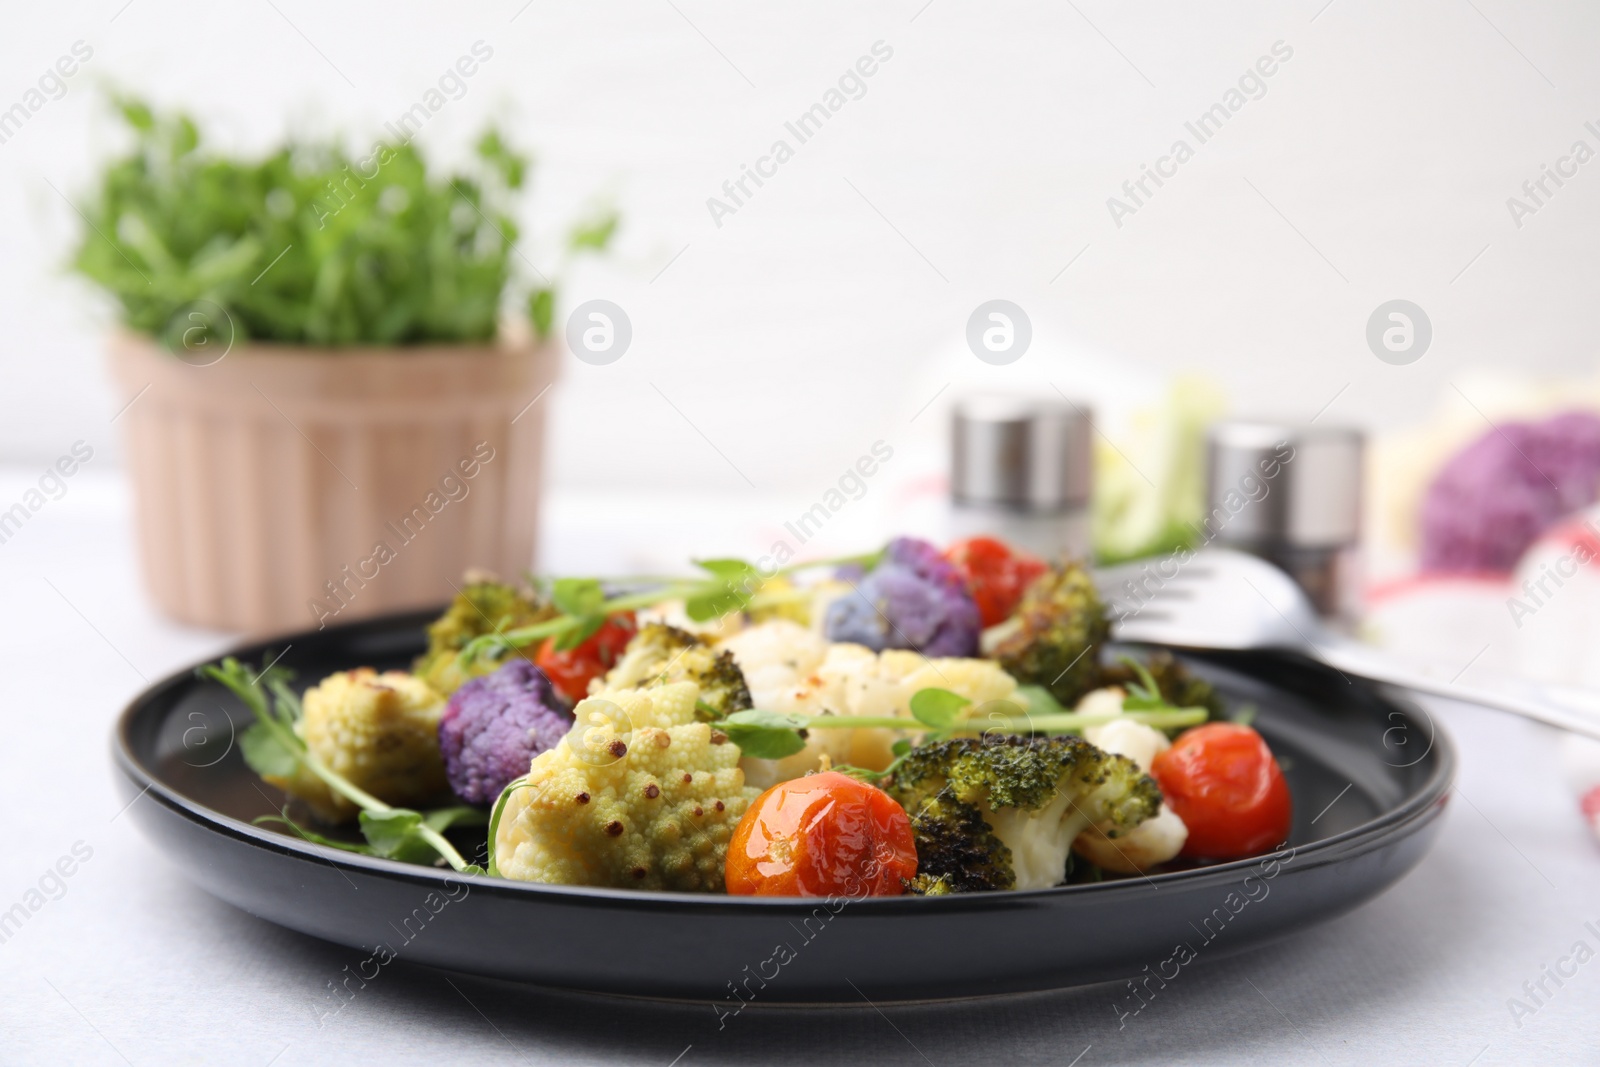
[5,0,1600,496]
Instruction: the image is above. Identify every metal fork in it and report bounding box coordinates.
[1096,547,1600,742]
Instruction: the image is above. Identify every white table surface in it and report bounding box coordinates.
[2,469,1597,1067]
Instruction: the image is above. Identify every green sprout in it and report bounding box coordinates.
[202,657,485,874]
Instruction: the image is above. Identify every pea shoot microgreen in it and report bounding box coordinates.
[455,549,884,671]
[202,657,486,874]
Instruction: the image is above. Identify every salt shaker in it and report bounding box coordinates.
[950,395,1093,561]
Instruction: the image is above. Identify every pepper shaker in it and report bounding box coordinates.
[1205,420,1365,621]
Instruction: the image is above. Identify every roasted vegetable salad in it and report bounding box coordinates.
[208,535,1292,895]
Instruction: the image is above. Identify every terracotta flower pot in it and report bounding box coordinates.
[107,330,556,633]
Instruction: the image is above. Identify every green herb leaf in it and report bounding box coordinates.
[831,762,888,784]
[891,739,912,758]
[568,211,619,253]
[423,806,489,833]
[69,97,610,349]
[548,578,608,650]
[682,558,761,621]
[486,775,536,878]
[358,808,438,863]
[721,708,808,730]
[908,688,971,730]
[1117,655,1166,709]
[255,813,373,854]
[1013,685,1066,716]
[724,726,807,760]
[529,287,555,340]
[717,708,808,760]
[550,578,605,618]
[239,721,300,778]
[682,594,723,622]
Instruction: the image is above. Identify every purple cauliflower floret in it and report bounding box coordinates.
[824,536,981,656]
[438,659,570,805]
[1421,411,1600,573]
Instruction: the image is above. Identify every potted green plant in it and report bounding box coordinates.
[72,99,614,632]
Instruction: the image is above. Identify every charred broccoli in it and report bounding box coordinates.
[595,623,753,719]
[413,579,554,695]
[990,561,1110,708]
[902,789,1015,894]
[1098,651,1226,720]
[889,735,1160,892]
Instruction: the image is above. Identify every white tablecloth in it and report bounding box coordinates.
[2,470,1597,1066]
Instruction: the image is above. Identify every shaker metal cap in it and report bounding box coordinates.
[1205,421,1364,548]
[951,394,1092,512]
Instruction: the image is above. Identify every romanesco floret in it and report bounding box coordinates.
[889,735,1160,892]
[493,681,759,891]
[268,668,448,822]
[593,623,752,718]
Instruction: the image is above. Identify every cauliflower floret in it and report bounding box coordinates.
[1075,685,1188,872]
[823,537,981,656]
[1075,806,1189,874]
[269,669,447,822]
[1074,686,1127,720]
[493,681,758,891]
[439,659,569,805]
[720,619,829,701]
[722,622,1019,788]
[717,622,834,785]
[1084,717,1170,774]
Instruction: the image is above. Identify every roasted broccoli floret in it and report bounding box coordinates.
[413,579,554,695]
[991,560,1109,708]
[889,735,1160,892]
[902,789,1015,895]
[595,623,753,719]
[1097,651,1226,720]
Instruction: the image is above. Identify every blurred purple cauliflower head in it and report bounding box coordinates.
[1420,411,1600,573]
[824,536,981,657]
[438,658,569,805]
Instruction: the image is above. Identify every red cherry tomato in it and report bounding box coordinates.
[534,612,637,703]
[1152,723,1292,859]
[943,536,1048,627]
[726,772,917,897]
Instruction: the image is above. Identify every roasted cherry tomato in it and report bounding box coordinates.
[726,771,917,897]
[535,612,637,703]
[1151,723,1292,859]
[943,536,1048,627]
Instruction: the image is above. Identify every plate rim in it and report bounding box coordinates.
[113,607,1458,912]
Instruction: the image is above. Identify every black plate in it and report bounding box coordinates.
[113,608,1454,1003]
